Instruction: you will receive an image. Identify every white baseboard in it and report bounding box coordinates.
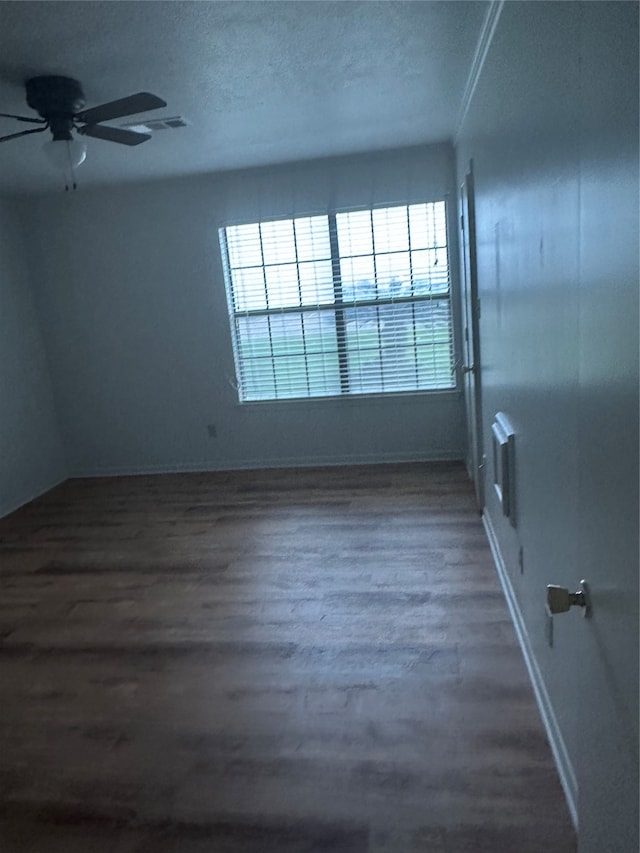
[482,510,578,831]
[68,450,463,478]
[0,473,67,520]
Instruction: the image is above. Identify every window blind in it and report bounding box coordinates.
[219,202,455,402]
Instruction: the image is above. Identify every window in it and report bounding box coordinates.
[219,202,455,402]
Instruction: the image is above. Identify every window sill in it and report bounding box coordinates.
[234,388,462,409]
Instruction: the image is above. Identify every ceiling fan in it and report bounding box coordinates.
[0,75,167,146]
[0,76,167,187]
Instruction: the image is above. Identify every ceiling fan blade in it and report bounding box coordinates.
[78,124,151,146]
[75,92,166,125]
[0,126,47,143]
[0,112,47,124]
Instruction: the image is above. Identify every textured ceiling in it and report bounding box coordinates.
[0,1,487,195]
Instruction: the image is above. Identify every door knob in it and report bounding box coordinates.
[546,580,591,617]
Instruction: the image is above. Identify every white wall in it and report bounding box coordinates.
[25,143,465,476]
[0,199,66,516]
[456,2,638,850]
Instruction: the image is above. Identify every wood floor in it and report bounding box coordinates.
[0,462,576,852]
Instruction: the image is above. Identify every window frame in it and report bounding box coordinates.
[219,200,460,404]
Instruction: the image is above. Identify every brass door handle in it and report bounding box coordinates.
[546,580,592,617]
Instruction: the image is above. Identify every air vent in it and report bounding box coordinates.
[120,116,189,133]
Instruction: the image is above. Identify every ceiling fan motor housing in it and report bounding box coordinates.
[26,76,85,140]
[0,76,164,149]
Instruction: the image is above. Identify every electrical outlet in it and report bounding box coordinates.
[207,424,217,438]
[545,605,554,648]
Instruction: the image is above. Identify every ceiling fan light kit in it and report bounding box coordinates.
[0,75,166,189]
[43,138,87,170]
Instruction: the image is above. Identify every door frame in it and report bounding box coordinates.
[459,163,484,509]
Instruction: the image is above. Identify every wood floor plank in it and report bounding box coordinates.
[0,462,576,851]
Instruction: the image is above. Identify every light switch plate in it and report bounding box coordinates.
[491,412,516,526]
